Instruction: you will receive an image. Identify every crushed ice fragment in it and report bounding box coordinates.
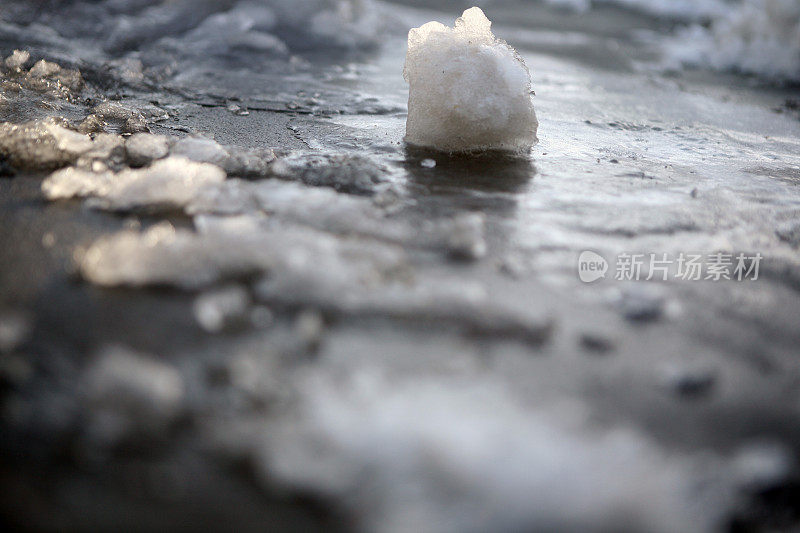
[42,156,225,211]
[79,217,409,291]
[444,212,487,261]
[28,59,61,78]
[78,114,105,134]
[4,50,29,70]
[0,119,93,170]
[221,146,276,179]
[104,58,145,85]
[170,136,229,166]
[227,103,250,116]
[83,344,184,442]
[125,133,170,167]
[420,158,436,168]
[403,7,538,152]
[23,59,84,94]
[180,5,289,57]
[269,153,390,195]
[193,285,252,333]
[42,232,57,248]
[89,101,148,133]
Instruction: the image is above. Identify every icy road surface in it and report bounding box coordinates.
[1,1,800,531]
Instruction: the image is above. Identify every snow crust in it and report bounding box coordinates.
[403,7,538,153]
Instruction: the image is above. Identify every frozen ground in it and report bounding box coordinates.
[1,0,800,531]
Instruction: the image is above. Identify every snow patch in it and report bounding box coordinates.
[264,373,725,533]
[671,0,800,82]
[42,156,225,211]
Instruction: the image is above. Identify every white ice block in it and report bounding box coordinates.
[403,7,538,153]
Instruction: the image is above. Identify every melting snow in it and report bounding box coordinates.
[42,156,225,211]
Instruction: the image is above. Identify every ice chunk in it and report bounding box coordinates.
[87,101,148,133]
[28,59,61,78]
[170,136,229,166]
[221,146,277,179]
[193,285,252,333]
[443,212,487,261]
[269,153,390,195]
[76,133,127,168]
[125,133,170,167]
[78,218,408,290]
[403,7,538,152]
[42,156,225,211]
[83,344,184,443]
[79,222,257,288]
[23,58,84,94]
[4,50,29,70]
[0,119,93,170]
